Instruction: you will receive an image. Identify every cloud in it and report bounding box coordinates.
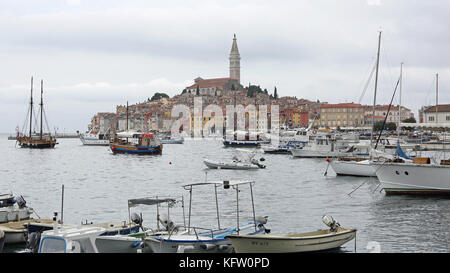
[1,0,450,132]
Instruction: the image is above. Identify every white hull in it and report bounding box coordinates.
[291,149,351,158]
[330,160,376,177]
[1,229,26,244]
[203,159,259,170]
[227,228,356,253]
[95,235,148,253]
[374,163,450,195]
[160,138,184,144]
[145,234,233,253]
[0,208,33,224]
[80,137,109,146]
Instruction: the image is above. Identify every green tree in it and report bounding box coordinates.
[402,117,416,123]
[274,86,278,99]
[373,121,397,132]
[196,85,200,96]
[150,92,170,101]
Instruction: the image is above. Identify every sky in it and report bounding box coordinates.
[1,0,449,133]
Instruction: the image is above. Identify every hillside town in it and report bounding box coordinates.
[87,35,449,136]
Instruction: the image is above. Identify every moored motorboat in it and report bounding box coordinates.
[144,180,269,253]
[373,158,450,195]
[80,128,110,146]
[110,131,163,155]
[226,216,356,253]
[0,194,34,223]
[203,158,261,170]
[0,218,53,244]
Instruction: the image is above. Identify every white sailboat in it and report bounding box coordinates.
[374,73,450,195]
[329,32,400,177]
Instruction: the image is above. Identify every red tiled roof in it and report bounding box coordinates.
[187,82,227,89]
[423,104,450,113]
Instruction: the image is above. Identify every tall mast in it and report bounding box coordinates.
[29,77,33,138]
[398,63,403,137]
[126,101,129,131]
[371,31,382,151]
[40,79,44,139]
[436,73,439,123]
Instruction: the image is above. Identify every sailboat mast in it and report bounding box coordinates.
[126,101,129,131]
[398,63,403,137]
[436,73,439,123]
[40,79,44,139]
[371,31,382,149]
[29,77,33,138]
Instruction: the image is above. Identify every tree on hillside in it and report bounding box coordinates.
[274,86,278,99]
[247,85,263,98]
[149,92,170,102]
[196,85,200,96]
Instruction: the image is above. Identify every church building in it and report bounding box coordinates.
[185,34,244,96]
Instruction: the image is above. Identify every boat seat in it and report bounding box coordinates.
[440,159,450,166]
[413,157,430,164]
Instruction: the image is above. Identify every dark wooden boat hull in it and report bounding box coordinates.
[110,144,163,155]
[18,138,57,149]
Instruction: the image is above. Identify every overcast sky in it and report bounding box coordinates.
[1,0,449,133]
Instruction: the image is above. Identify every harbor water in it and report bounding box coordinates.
[1,135,449,253]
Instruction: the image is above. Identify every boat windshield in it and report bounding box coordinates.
[39,237,66,253]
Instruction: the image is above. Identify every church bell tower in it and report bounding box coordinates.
[229,34,241,84]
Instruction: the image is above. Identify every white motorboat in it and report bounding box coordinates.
[0,194,34,223]
[290,135,365,158]
[144,180,269,253]
[226,215,356,253]
[203,158,261,170]
[93,196,187,253]
[262,140,307,154]
[373,158,450,195]
[79,128,110,146]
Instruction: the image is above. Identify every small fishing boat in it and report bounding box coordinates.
[290,135,363,158]
[0,218,54,244]
[0,194,34,223]
[145,180,269,253]
[95,196,186,253]
[159,132,185,144]
[17,77,57,149]
[109,102,163,155]
[226,215,356,253]
[110,131,162,155]
[203,158,261,170]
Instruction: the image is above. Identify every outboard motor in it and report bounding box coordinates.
[159,215,175,231]
[27,232,41,253]
[131,212,143,226]
[255,216,270,233]
[14,195,27,209]
[322,215,340,232]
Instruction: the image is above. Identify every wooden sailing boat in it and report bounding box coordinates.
[109,101,162,155]
[17,77,57,149]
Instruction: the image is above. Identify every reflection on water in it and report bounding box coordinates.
[1,136,449,253]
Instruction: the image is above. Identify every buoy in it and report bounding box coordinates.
[169,162,172,165]
[326,157,330,162]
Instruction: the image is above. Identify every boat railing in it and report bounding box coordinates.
[168,226,217,240]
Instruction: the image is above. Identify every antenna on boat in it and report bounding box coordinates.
[60,184,65,224]
[40,79,44,140]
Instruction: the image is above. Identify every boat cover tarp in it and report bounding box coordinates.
[395,143,412,160]
[128,198,176,207]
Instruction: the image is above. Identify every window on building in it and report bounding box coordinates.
[429,116,435,122]
[446,116,450,121]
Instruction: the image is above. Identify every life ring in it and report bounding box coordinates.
[312,130,317,134]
